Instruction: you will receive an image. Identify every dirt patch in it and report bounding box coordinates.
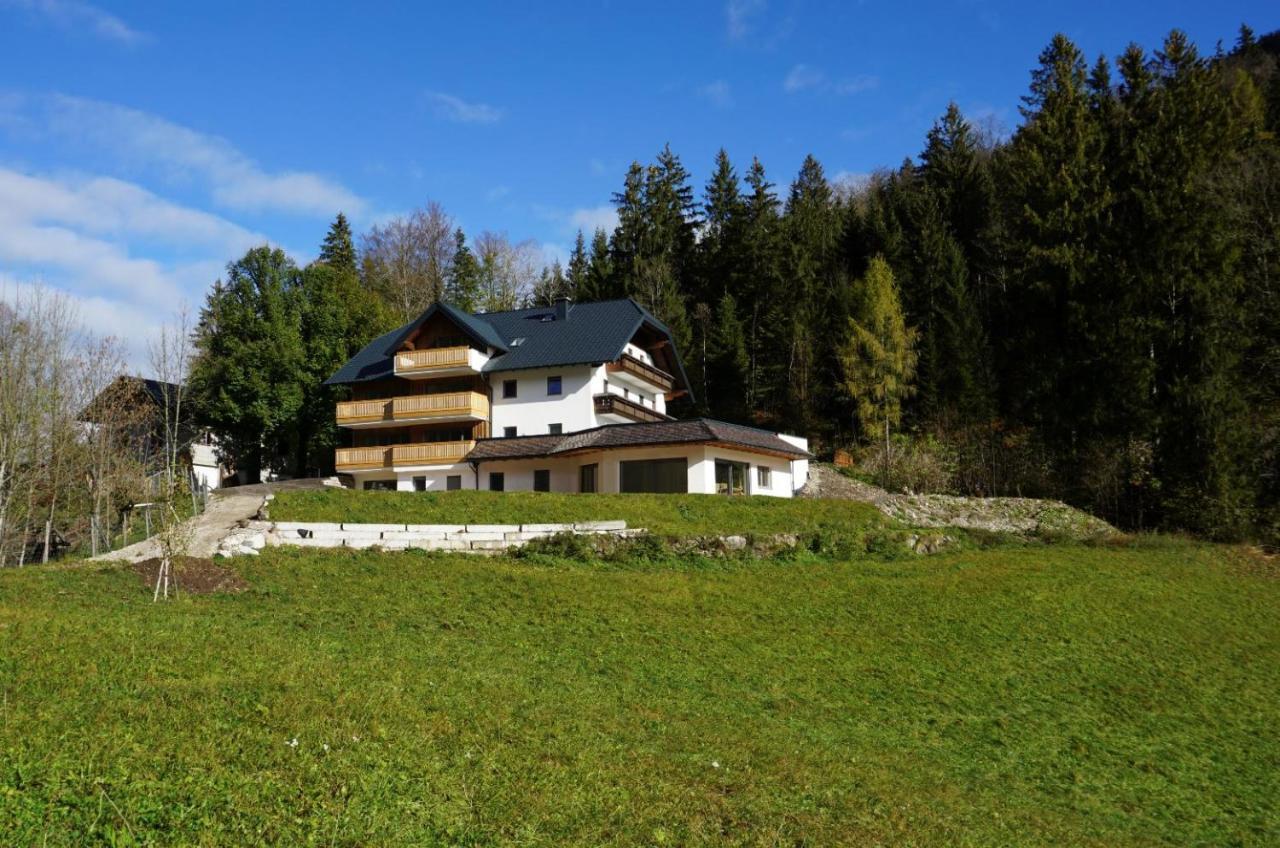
[797,463,893,504]
[130,556,248,595]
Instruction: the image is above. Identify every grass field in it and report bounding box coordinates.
[1,539,1276,845]
[270,488,895,541]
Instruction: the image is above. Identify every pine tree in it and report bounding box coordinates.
[741,157,784,412]
[706,292,750,421]
[566,230,589,300]
[318,212,357,276]
[445,228,482,312]
[584,228,615,301]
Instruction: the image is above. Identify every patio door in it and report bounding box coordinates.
[715,460,748,495]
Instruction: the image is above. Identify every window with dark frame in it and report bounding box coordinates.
[549,423,562,435]
[504,426,517,438]
[413,476,426,492]
[446,475,462,491]
[533,469,551,492]
[547,375,562,396]
[489,472,505,491]
[502,379,517,398]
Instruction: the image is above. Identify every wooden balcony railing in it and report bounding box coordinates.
[335,446,392,471]
[606,353,674,392]
[393,346,477,376]
[336,392,489,426]
[593,393,672,424]
[335,398,393,425]
[335,440,475,471]
[391,440,474,465]
[392,391,489,421]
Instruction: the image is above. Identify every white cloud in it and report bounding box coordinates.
[486,185,511,202]
[5,94,367,217]
[784,64,878,96]
[3,0,145,45]
[698,80,733,109]
[0,167,263,251]
[423,91,503,125]
[726,0,765,39]
[568,205,618,235]
[0,166,283,368]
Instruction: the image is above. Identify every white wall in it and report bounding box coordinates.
[350,463,475,491]
[490,365,596,436]
[776,433,810,492]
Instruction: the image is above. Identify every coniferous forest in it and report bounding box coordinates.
[188,27,1280,544]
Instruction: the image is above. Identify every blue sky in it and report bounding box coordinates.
[0,0,1273,365]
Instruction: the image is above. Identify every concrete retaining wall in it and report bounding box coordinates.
[218,520,635,557]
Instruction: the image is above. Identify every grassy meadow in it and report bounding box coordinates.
[270,487,890,538]
[1,538,1277,845]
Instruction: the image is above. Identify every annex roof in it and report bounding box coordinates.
[466,418,813,461]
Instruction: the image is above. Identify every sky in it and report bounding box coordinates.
[0,0,1274,368]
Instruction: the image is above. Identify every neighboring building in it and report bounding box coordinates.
[325,298,811,496]
[81,376,228,491]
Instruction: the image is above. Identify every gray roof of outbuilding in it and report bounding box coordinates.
[467,418,813,461]
[324,298,691,395]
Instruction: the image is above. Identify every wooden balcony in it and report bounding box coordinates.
[336,392,489,428]
[335,440,476,471]
[606,353,674,392]
[594,392,672,424]
[393,346,487,378]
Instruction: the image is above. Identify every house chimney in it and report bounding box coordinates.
[555,296,571,321]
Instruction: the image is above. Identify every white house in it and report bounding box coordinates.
[325,297,811,496]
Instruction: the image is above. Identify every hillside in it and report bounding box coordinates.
[1,541,1277,845]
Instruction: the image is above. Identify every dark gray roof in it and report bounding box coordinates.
[325,298,691,395]
[467,418,813,461]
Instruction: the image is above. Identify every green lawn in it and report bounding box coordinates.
[1,542,1276,846]
[270,488,889,538]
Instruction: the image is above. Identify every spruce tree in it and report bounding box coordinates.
[584,228,615,301]
[566,230,589,300]
[318,212,357,276]
[445,228,482,312]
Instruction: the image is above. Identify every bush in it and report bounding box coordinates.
[855,433,956,494]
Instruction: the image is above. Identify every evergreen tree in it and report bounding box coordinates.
[530,260,571,306]
[318,212,357,276]
[706,292,750,421]
[445,228,482,312]
[187,247,306,484]
[566,230,589,300]
[740,158,784,412]
[584,228,615,301]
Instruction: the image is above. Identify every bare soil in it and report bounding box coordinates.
[130,556,248,595]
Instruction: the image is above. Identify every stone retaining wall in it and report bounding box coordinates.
[218,520,635,557]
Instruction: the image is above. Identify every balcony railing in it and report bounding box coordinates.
[606,354,674,392]
[594,393,672,424]
[392,391,489,421]
[336,392,488,427]
[393,346,485,377]
[335,440,475,471]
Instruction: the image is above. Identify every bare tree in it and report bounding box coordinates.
[147,310,196,600]
[473,231,541,312]
[359,201,455,321]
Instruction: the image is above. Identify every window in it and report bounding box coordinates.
[362,480,395,491]
[580,463,598,493]
[715,461,749,495]
[502,379,517,398]
[504,426,517,438]
[620,458,688,493]
[413,476,427,492]
[757,466,771,489]
[488,472,505,492]
[547,375,562,396]
[533,469,551,492]
[548,423,562,435]
[446,475,462,491]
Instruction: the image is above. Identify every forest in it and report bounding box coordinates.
[173,25,1278,544]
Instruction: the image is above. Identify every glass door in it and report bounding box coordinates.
[715,460,747,495]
